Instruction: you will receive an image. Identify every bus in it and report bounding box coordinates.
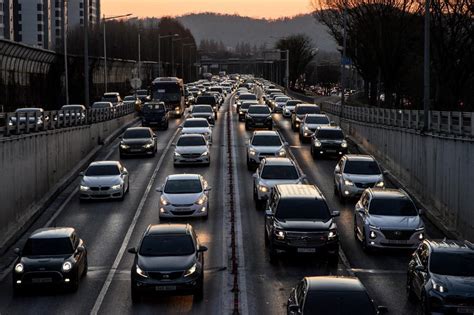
[150,77,185,117]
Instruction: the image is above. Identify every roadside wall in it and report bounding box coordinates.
[0,113,135,249]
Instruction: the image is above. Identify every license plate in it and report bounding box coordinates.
[130,149,142,152]
[297,248,316,253]
[388,240,408,244]
[155,285,176,291]
[458,308,474,314]
[150,122,158,125]
[326,149,337,153]
[32,278,52,283]
[174,208,189,212]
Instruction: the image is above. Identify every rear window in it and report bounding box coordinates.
[296,106,320,115]
[23,238,74,256]
[304,290,376,315]
[275,199,331,221]
[368,197,418,216]
[139,234,195,256]
[316,130,344,140]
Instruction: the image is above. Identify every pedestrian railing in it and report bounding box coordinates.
[0,103,136,137]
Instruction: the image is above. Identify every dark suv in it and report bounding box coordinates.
[128,224,208,302]
[310,126,348,158]
[407,240,474,315]
[196,95,218,113]
[245,105,273,130]
[264,184,340,264]
[12,227,88,293]
[141,102,169,129]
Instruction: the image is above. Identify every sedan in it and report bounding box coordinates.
[119,127,157,158]
[189,105,216,125]
[173,134,211,166]
[79,161,130,200]
[128,224,208,302]
[157,174,211,219]
[179,118,213,143]
[247,131,288,169]
[299,114,331,142]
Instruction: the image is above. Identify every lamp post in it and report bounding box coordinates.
[158,34,179,77]
[63,1,69,104]
[84,0,89,107]
[102,13,133,93]
[423,0,430,132]
[171,37,183,77]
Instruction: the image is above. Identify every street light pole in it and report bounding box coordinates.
[63,4,69,104]
[341,7,347,117]
[158,34,179,77]
[182,43,195,82]
[423,0,430,132]
[285,49,289,91]
[84,0,89,107]
[138,32,141,81]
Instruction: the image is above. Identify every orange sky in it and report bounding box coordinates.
[101,0,314,19]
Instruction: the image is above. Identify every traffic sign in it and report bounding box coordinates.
[130,77,142,89]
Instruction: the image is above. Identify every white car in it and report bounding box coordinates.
[246,131,287,169]
[299,114,331,142]
[173,134,210,166]
[180,118,213,143]
[79,161,129,200]
[282,100,301,118]
[273,96,291,113]
[157,174,211,219]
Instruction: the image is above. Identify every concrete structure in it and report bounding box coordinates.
[0,112,135,251]
[67,0,100,28]
[0,0,14,40]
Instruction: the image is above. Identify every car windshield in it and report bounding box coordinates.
[241,103,253,110]
[139,234,195,256]
[240,94,257,100]
[248,107,270,114]
[85,165,120,176]
[275,199,331,221]
[252,135,281,146]
[177,136,206,146]
[261,165,299,180]
[306,116,330,124]
[317,130,344,140]
[23,238,73,256]
[430,252,474,277]
[296,106,320,114]
[192,106,213,113]
[196,96,216,104]
[152,83,181,102]
[369,197,418,216]
[136,90,148,96]
[123,129,151,139]
[344,161,381,175]
[164,179,203,194]
[304,291,376,315]
[124,96,135,101]
[184,120,209,128]
[102,96,118,102]
[286,101,300,106]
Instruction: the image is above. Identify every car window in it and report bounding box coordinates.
[275,199,331,221]
[306,116,330,124]
[183,120,209,128]
[85,164,120,176]
[251,135,281,146]
[261,165,299,180]
[164,179,203,194]
[248,106,271,115]
[368,197,418,216]
[139,234,195,256]
[316,129,344,140]
[192,106,213,113]
[343,160,381,175]
[123,129,151,139]
[23,237,74,256]
[296,106,320,115]
[304,290,376,315]
[177,136,206,146]
[429,252,474,276]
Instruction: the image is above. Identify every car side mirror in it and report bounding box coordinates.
[332,211,340,217]
[418,209,424,215]
[205,186,212,191]
[171,143,176,147]
[14,248,21,255]
[77,245,85,253]
[415,265,425,272]
[79,172,85,176]
[153,134,157,138]
[288,304,300,313]
[178,125,183,129]
[156,186,163,192]
[265,209,273,217]
[300,174,307,180]
[127,247,137,254]
[122,171,129,176]
[252,173,258,179]
[377,306,388,314]
[330,121,336,126]
[198,245,208,252]
[382,170,389,175]
[284,142,289,146]
[334,167,341,174]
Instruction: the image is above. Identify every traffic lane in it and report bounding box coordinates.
[233,105,345,315]
[96,100,229,314]
[0,118,184,314]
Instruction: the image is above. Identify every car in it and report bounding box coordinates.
[157,174,211,219]
[310,126,348,159]
[91,101,114,111]
[123,95,143,113]
[291,104,321,131]
[196,95,219,113]
[9,107,47,126]
[101,92,122,106]
[238,100,259,121]
[208,91,223,106]
[189,104,216,125]
[236,93,258,112]
[246,131,288,169]
[407,240,474,315]
[57,105,86,122]
[272,96,291,113]
[354,188,425,251]
[141,102,169,129]
[79,161,130,200]
[299,114,331,142]
[128,224,207,302]
[119,127,157,158]
[334,155,385,201]
[135,89,151,103]
[245,105,273,131]
[264,184,340,263]
[12,227,88,293]
[253,157,306,209]
[179,118,213,143]
[287,276,387,315]
[267,93,286,108]
[173,134,210,166]
[282,100,301,118]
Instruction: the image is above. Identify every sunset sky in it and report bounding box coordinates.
[101,0,314,19]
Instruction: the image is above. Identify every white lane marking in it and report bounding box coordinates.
[90,128,179,315]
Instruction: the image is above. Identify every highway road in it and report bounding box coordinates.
[0,88,447,314]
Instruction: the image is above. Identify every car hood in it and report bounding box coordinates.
[431,274,474,295]
[304,123,330,130]
[21,255,69,271]
[138,254,195,272]
[162,192,203,205]
[284,106,296,111]
[249,145,282,153]
[121,138,153,145]
[368,215,423,229]
[81,175,123,186]
[275,219,333,232]
[181,127,211,135]
[343,174,383,183]
[248,114,271,118]
[259,178,302,188]
[175,145,208,154]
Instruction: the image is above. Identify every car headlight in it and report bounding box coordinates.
[136,265,148,278]
[184,263,197,277]
[175,106,180,111]
[369,230,377,239]
[328,230,338,240]
[174,151,181,157]
[111,184,122,190]
[160,196,170,206]
[143,143,153,149]
[120,144,130,149]
[277,149,286,157]
[201,151,209,157]
[80,185,90,191]
[196,195,207,205]
[341,140,348,148]
[314,140,321,147]
[258,185,269,193]
[296,117,301,122]
[304,126,310,132]
[62,261,72,272]
[239,111,243,114]
[249,149,256,156]
[274,229,285,240]
[344,179,354,186]
[14,263,24,273]
[375,181,384,187]
[208,115,214,119]
[432,280,447,293]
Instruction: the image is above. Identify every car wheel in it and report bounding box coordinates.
[131,286,140,303]
[338,186,346,203]
[299,132,303,141]
[253,185,258,201]
[421,293,430,315]
[406,276,417,302]
[119,188,126,201]
[269,242,278,264]
[334,183,338,194]
[12,284,22,297]
[310,146,316,159]
[361,228,371,253]
[82,257,88,277]
[247,157,252,171]
[194,277,204,301]
[70,273,79,292]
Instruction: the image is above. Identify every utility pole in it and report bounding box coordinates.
[138,32,141,81]
[83,0,89,107]
[158,34,179,77]
[423,0,431,132]
[64,0,69,104]
[285,49,289,91]
[340,7,347,118]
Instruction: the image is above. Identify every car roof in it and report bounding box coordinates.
[184,118,208,122]
[88,161,121,167]
[253,130,279,136]
[426,239,474,253]
[16,107,43,112]
[146,224,192,235]
[275,184,324,199]
[166,174,201,181]
[178,133,205,139]
[305,114,328,118]
[193,104,213,108]
[296,103,318,107]
[306,276,366,292]
[103,92,119,96]
[249,105,269,108]
[317,126,343,131]
[30,227,75,239]
[125,127,151,132]
[344,154,376,162]
[368,188,408,199]
[263,157,295,166]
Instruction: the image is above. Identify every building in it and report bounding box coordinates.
[1,0,15,40]
[67,0,100,28]
[11,0,52,49]
[51,0,67,50]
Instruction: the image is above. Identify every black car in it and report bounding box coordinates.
[291,104,321,131]
[12,227,88,293]
[119,127,157,158]
[196,95,218,113]
[288,276,387,315]
[264,184,339,264]
[310,126,348,159]
[128,224,208,302]
[245,105,273,130]
[407,239,474,315]
[141,102,169,129]
[190,105,216,125]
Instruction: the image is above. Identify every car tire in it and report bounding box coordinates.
[12,284,22,297]
[361,228,371,253]
[253,186,258,201]
[82,257,88,277]
[310,146,316,159]
[421,293,430,315]
[194,278,204,302]
[338,186,346,203]
[247,157,252,171]
[119,187,126,201]
[406,276,417,302]
[70,273,79,292]
[131,286,140,304]
[269,242,278,264]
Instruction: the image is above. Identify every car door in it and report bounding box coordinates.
[254,163,263,187]
[355,193,369,235]
[265,193,278,237]
[412,244,429,297]
[334,158,345,188]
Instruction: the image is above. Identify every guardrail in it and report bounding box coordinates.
[321,102,474,138]
[0,103,135,137]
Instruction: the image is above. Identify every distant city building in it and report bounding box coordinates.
[13,0,52,49]
[51,0,67,50]
[68,0,100,28]
[1,0,15,40]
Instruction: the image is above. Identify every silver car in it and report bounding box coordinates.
[173,134,210,166]
[273,96,291,113]
[334,155,385,201]
[282,100,301,118]
[180,118,213,143]
[252,157,305,208]
[79,161,130,200]
[246,131,288,169]
[299,114,331,142]
[157,174,211,219]
[354,188,425,251]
